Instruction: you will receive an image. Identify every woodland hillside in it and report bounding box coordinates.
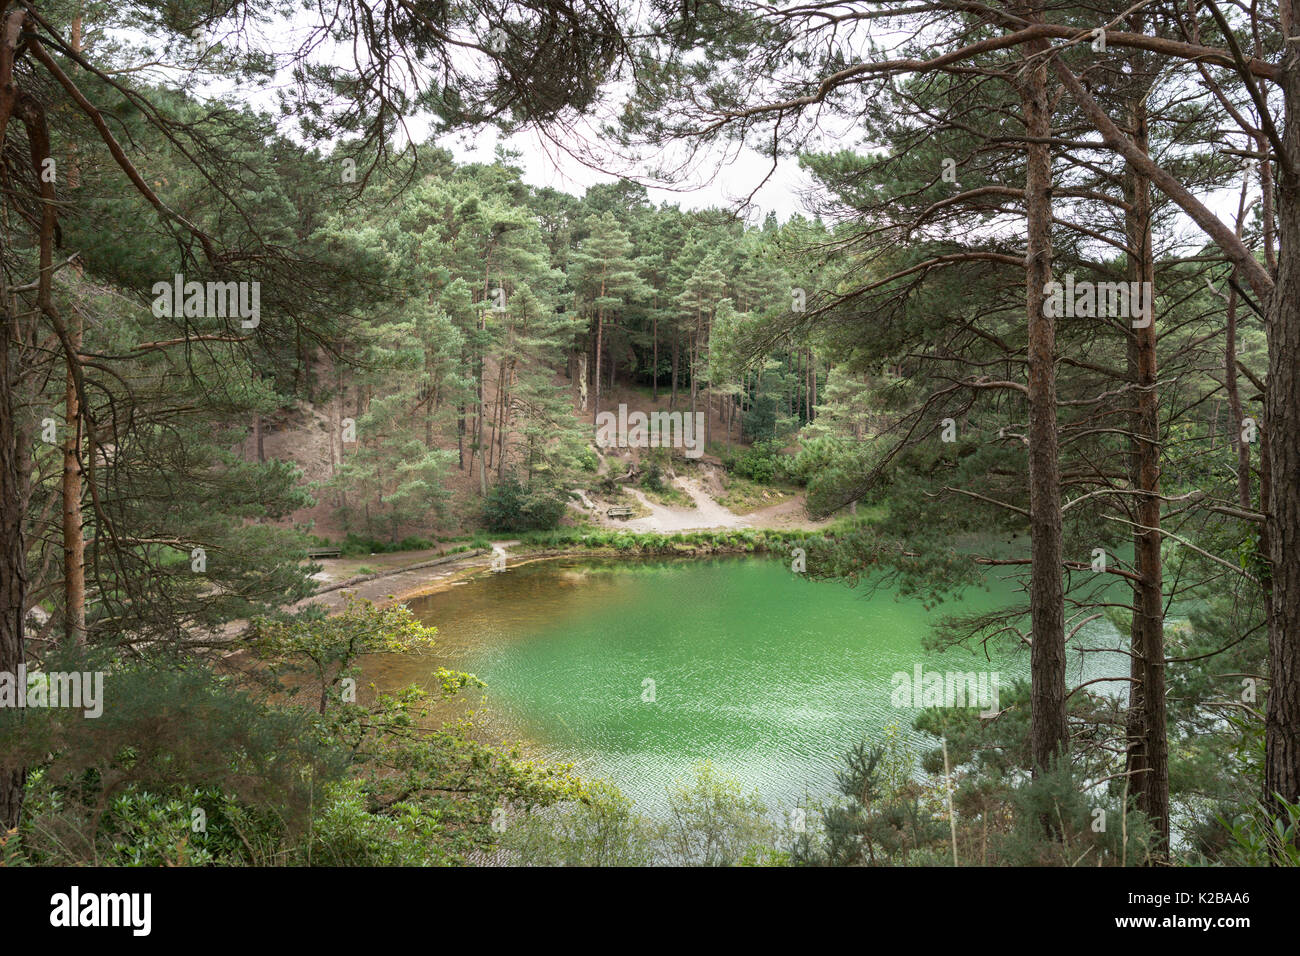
[0,0,1296,878]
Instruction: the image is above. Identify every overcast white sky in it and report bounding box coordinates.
[443,123,822,220]
[154,14,827,221]
[141,12,1259,237]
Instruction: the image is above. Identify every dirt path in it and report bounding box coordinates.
[745,494,835,531]
[622,478,750,532]
[286,542,521,615]
[601,470,835,534]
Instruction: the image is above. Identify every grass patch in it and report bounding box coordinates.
[509,526,834,555]
[640,482,695,509]
[716,474,797,514]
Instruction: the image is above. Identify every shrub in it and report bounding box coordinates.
[3,657,341,866]
[786,436,849,486]
[657,762,782,866]
[641,459,665,492]
[339,533,438,557]
[1216,795,1300,866]
[496,782,656,867]
[726,439,787,485]
[482,473,567,532]
[498,766,787,866]
[306,780,450,866]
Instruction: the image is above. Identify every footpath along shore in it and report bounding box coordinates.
[302,490,834,613]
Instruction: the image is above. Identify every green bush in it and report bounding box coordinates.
[4,656,340,866]
[725,439,787,485]
[15,776,294,866]
[1216,795,1300,866]
[497,781,656,866]
[657,762,783,866]
[482,474,567,532]
[306,780,450,866]
[339,533,439,557]
[496,767,787,867]
[786,436,850,486]
[641,459,665,492]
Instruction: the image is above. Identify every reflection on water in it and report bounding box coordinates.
[364,555,1123,814]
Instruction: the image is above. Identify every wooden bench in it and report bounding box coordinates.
[306,547,342,559]
[606,506,635,520]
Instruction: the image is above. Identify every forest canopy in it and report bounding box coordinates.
[0,0,1296,876]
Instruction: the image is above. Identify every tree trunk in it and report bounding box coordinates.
[476,381,487,496]
[424,355,436,451]
[671,329,679,407]
[811,355,817,421]
[578,351,588,412]
[1263,9,1300,818]
[1226,282,1251,510]
[1123,77,1169,853]
[1022,28,1069,778]
[489,361,503,471]
[593,310,604,425]
[61,10,85,646]
[705,309,713,446]
[652,309,659,402]
[498,359,513,480]
[62,305,85,645]
[690,303,701,425]
[0,280,28,832]
[457,341,467,469]
[805,349,812,422]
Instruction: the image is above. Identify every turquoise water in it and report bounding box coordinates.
[370,555,1124,812]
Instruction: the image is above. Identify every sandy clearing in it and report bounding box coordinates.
[620,478,749,532]
[744,494,836,531]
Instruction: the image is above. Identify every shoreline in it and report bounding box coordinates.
[361,531,827,609]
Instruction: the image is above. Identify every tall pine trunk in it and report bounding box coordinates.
[671,329,678,408]
[652,307,659,402]
[593,265,606,426]
[62,302,85,645]
[0,277,28,832]
[61,11,85,647]
[593,309,604,425]
[1264,3,1300,815]
[1022,26,1069,778]
[1122,76,1169,851]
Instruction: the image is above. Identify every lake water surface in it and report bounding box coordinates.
[367,555,1124,813]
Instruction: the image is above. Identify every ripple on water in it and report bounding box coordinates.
[368,555,1124,817]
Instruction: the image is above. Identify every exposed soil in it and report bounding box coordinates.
[622,477,748,532]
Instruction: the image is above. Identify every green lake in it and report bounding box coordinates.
[367,555,1127,813]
